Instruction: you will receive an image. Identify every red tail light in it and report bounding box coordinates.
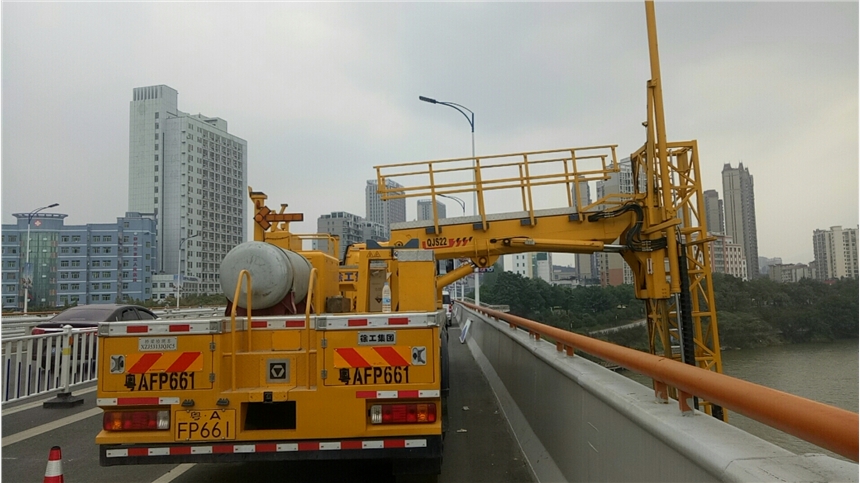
[31,328,46,335]
[103,410,169,431]
[370,404,436,424]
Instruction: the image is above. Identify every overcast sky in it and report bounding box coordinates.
[2,2,857,265]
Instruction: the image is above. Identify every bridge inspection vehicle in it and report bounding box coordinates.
[95,2,723,481]
[371,0,725,420]
[95,190,450,480]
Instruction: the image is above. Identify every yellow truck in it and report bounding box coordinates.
[96,189,449,480]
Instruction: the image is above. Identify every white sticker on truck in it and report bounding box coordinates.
[138,337,178,352]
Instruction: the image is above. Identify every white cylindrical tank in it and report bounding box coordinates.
[220,241,312,309]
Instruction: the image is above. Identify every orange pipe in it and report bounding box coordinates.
[461,302,859,462]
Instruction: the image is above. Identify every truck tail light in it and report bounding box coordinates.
[369,404,436,424]
[103,410,170,431]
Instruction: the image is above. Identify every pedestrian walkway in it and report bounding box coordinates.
[439,326,534,483]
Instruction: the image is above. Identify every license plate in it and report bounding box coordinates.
[175,409,235,441]
[338,366,410,385]
[125,372,197,391]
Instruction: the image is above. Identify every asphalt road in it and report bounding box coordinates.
[2,325,534,483]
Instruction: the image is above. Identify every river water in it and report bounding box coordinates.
[627,339,858,461]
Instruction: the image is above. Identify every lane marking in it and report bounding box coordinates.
[152,463,196,483]
[2,407,102,447]
[2,385,98,416]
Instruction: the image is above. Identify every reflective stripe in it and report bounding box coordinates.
[126,352,203,374]
[250,318,306,329]
[106,321,221,336]
[333,347,411,368]
[97,397,180,406]
[320,312,438,330]
[355,390,440,399]
[104,438,429,457]
[43,461,62,479]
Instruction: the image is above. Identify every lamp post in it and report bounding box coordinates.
[437,194,466,300]
[419,95,481,306]
[23,203,59,314]
[176,232,200,309]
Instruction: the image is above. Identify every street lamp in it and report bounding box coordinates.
[419,95,482,307]
[23,203,59,314]
[437,194,465,216]
[437,194,466,300]
[176,232,200,309]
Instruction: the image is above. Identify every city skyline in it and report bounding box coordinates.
[2,3,856,264]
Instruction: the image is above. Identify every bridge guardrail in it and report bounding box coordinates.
[1,308,225,341]
[459,301,859,463]
[2,327,98,403]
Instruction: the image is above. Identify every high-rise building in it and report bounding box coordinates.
[722,163,759,278]
[314,212,387,261]
[128,85,247,295]
[572,176,595,283]
[703,189,725,234]
[417,199,447,222]
[758,257,782,277]
[316,211,364,260]
[535,252,553,283]
[812,225,859,280]
[594,158,640,285]
[506,253,534,279]
[361,220,388,246]
[1,212,157,309]
[366,180,406,238]
[596,251,627,287]
[709,233,748,280]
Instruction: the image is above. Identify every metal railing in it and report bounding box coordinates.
[375,145,623,234]
[1,308,225,340]
[2,326,98,403]
[460,301,859,462]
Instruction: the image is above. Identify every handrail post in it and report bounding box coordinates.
[304,268,318,389]
[42,325,83,408]
[229,270,252,392]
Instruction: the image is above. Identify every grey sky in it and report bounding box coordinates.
[2,2,857,264]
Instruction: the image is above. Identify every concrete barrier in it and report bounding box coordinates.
[454,304,857,483]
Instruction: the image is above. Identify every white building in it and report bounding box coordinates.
[535,253,553,283]
[152,273,201,303]
[710,233,748,280]
[506,253,534,279]
[813,225,859,280]
[768,263,811,283]
[128,85,248,295]
[366,180,406,238]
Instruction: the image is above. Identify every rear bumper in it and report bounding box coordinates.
[99,435,443,466]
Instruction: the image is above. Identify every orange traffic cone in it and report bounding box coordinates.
[43,446,64,483]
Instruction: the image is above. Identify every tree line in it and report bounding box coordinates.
[473,268,858,350]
